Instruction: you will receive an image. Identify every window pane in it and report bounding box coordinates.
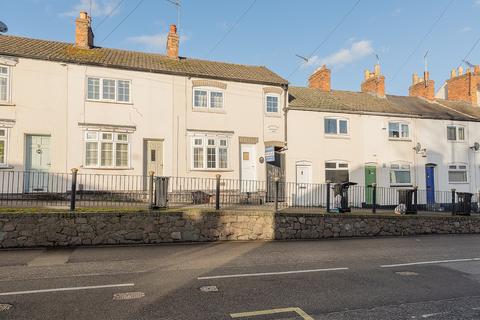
[86,131,98,140]
[194,90,207,107]
[447,127,456,140]
[210,91,223,108]
[449,170,467,182]
[325,170,349,183]
[102,133,113,140]
[219,139,227,147]
[207,147,216,168]
[194,138,203,146]
[193,147,204,168]
[338,163,348,168]
[0,129,5,137]
[389,122,400,138]
[0,67,7,75]
[102,79,116,100]
[324,119,337,134]
[207,139,215,146]
[85,141,98,166]
[0,76,7,102]
[401,124,409,138]
[339,120,348,134]
[87,78,100,100]
[325,162,336,169]
[116,143,129,167]
[458,127,465,140]
[117,80,130,102]
[390,170,411,184]
[0,140,5,164]
[219,148,228,168]
[116,133,128,141]
[266,96,279,113]
[100,142,113,166]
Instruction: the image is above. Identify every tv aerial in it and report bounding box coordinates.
[0,21,7,33]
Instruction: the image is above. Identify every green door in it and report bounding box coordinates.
[365,165,377,205]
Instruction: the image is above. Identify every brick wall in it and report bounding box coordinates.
[308,65,331,92]
[446,71,479,105]
[409,79,435,101]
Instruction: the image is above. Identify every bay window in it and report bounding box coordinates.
[390,163,411,186]
[84,131,130,168]
[193,88,224,109]
[87,77,131,103]
[191,135,229,170]
[266,94,279,113]
[448,164,468,183]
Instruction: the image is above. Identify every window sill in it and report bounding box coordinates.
[390,184,413,188]
[389,138,411,142]
[192,107,226,114]
[449,182,468,185]
[0,165,14,170]
[0,102,15,107]
[190,169,234,172]
[265,112,282,118]
[324,134,350,140]
[447,140,466,143]
[80,166,134,171]
[86,100,133,106]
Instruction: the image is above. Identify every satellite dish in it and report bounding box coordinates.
[0,21,7,33]
[473,142,480,151]
[413,143,422,153]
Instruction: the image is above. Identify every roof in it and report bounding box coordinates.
[288,86,480,122]
[0,34,288,86]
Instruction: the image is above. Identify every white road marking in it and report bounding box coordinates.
[381,258,480,268]
[200,286,218,292]
[0,283,135,296]
[0,304,13,312]
[112,291,145,301]
[198,267,348,280]
[230,307,314,320]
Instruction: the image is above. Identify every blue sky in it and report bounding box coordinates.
[1,0,480,95]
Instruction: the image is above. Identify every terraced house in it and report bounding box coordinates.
[0,12,287,192]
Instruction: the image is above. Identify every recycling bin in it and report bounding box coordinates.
[398,188,417,214]
[456,192,473,216]
[334,182,357,213]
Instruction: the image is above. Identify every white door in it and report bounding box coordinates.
[240,144,256,192]
[25,135,51,192]
[295,164,314,206]
[145,140,164,176]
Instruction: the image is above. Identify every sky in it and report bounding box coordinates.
[1,0,480,95]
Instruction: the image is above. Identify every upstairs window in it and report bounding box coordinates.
[87,77,131,103]
[389,121,409,139]
[324,117,348,135]
[447,125,465,141]
[193,88,224,109]
[0,66,10,103]
[325,161,349,183]
[266,94,279,113]
[390,163,411,186]
[84,131,130,168]
[191,136,229,170]
[448,164,468,183]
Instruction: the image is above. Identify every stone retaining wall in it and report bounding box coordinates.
[1,211,480,248]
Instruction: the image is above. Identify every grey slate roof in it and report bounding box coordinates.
[0,34,288,86]
[288,86,480,122]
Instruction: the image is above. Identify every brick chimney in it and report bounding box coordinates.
[166,24,179,59]
[445,66,480,105]
[409,71,435,101]
[361,64,385,97]
[75,11,94,49]
[308,65,331,91]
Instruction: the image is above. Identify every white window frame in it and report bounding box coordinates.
[0,65,11,104]
[324,117,349,136]
[448,163,468,184]
[190,134,229,170]
[388,121,410,140]
[86,77,132,104]
[325,161,349,183]
[265,94,280,114]
[84,130,131,169]
[0,128,8,166]
[389,162,412,186]
[447,125,466,142]
[192,87,225,110]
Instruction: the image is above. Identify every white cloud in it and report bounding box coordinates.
[392,8,403,16]
[61,0,121,17]
[460,26,472,33]
[306,40,374,69]
[127,33,189,52]
[475,0,480,6]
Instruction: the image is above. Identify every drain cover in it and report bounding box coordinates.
[396,271,419,276]
[200,285,218,292]
[0,304,12,312]
[113,292,145,301]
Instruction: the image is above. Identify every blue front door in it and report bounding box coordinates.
[425,166,435,205]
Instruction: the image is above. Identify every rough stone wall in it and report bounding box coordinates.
[1,211,480,248]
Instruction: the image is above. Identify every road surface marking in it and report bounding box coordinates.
[0,304,12,312]
[230,307,314,319]
[0,283,134,296]
[381,258,480,268]
[200,286,218,292]
[198,267,348,280]
[112,292,145,301]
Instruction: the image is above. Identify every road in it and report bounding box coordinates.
[1,235,480,319]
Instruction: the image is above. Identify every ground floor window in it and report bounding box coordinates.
[390,163,411,186]
[448,164,468,183]
[0,128,7,166]
[84,131,130,168]
[191,135,229,170]
[325,161,349,183]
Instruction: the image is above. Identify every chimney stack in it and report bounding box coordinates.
[75,11,94,49]
[445,65,480,105]
[409,71,435,101]
[166,24,179,59]
[361,64,385,97]
[308,65,331,91]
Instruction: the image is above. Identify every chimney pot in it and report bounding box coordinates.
[458,66,464,76]
[308,65,331,92]
[475,65,480,74]
[75,11,94,49]
[412,73,419,85]
[166,24,179,59]
[451,69,457,78]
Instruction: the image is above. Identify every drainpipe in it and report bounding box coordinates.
[282,84,288,148]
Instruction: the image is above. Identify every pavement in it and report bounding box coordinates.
[1,235,480,319]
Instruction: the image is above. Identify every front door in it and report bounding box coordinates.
[425,165,435,208]
[365,165,377,205]
[295,164,312,206]
[145,140,164,176]
[240,144,257,191]
[25,135,51,192]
